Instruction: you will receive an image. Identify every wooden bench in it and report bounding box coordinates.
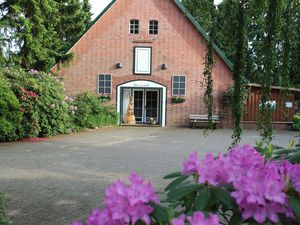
[190,115,220,129]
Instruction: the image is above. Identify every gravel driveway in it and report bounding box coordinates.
[0,127,298,225]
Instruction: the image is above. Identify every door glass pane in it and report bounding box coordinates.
[134,91,143,122]
[146,91,158,122]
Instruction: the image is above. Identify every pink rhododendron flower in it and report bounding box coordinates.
[187,212,220,225]
[289,164,300,194]
[87,208,114,225]
[198,153,229,185]
[103,172,159,225]
[231,162,288,224]
[227,145,265,183]
[173,212,220,225]
[172,215,186,225]
[182,151,199,175]
[50,103,56,109]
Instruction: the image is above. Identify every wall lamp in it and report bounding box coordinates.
[162,64,168,70]
[116,63,123,68]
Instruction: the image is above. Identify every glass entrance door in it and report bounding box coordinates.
[133,90,144,122]
[145,90,159,122]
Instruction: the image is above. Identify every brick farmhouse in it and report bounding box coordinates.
[57,0,233,127]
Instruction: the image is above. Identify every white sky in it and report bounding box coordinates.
[91,0,223,19]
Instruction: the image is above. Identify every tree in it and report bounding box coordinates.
[82,0,92,25]
[0,0,92,71]
[56,0,92,52]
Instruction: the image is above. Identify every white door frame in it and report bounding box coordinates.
[117,80,167,127]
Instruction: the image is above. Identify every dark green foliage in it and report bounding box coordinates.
[0,70,22,141]
[231,1,248,145]
[293,114,300,131]
[255,140,300,163]
[0,67,118,142]
[0,192,10,225]
[202,0,215,131]
[182,0,215,31]
[3,68,74,139]
[171,97,185,104]
[0,0,72,71]
[56,0,92,52]
[258,0,283,143]
[82,0,92,25]
[74,93,118,129]
[183,0,300,88]
[0,0,92,71]
[183,0,216,131]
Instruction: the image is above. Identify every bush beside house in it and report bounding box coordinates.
[293,114,300,131]
[0,68,118,142]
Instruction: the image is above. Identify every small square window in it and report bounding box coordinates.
[149,20,158,35]
[98,74,112,95]
[172,75,186,96]
[130,20,139,34]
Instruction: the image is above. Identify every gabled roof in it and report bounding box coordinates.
[67,0,233,69]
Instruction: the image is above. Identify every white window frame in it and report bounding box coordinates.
[98,74,112,95]
[134,47,152,75]
[149,20,158,35]
[172,75,186,96]
[129,19,139,34]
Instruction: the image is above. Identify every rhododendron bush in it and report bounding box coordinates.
[70,145,300,225]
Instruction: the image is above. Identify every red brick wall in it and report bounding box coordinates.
[57,0,233,127]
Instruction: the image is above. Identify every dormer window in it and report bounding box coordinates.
[149,20,158,35]
[130,20,139,34]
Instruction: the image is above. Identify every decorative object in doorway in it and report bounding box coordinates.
[124,96,136,125]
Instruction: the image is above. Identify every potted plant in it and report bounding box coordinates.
[172,96,185,104]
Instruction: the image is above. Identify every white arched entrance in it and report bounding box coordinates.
[117,80,167,127]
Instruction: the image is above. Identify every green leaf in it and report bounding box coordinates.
[167,184,200,202]
[165,175,189,192]
[212,188,236,210]
[195,187,211,211]
[151,204,170,223]
[228,214,242,225]
[287,152,300,163]
[163,172,183,179]
[289,196,300,220]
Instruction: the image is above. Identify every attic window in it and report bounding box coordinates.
[130,20,139,34]
[149,20,158,35]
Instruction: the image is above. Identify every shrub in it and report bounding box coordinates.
[73,93,118,129]
[69,145,300,225]
[293,114,300,131]
[0,193,10,225]
[0,70,23,141]
[3,68,74,138]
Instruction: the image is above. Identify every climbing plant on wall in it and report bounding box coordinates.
[202,0,215,130]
